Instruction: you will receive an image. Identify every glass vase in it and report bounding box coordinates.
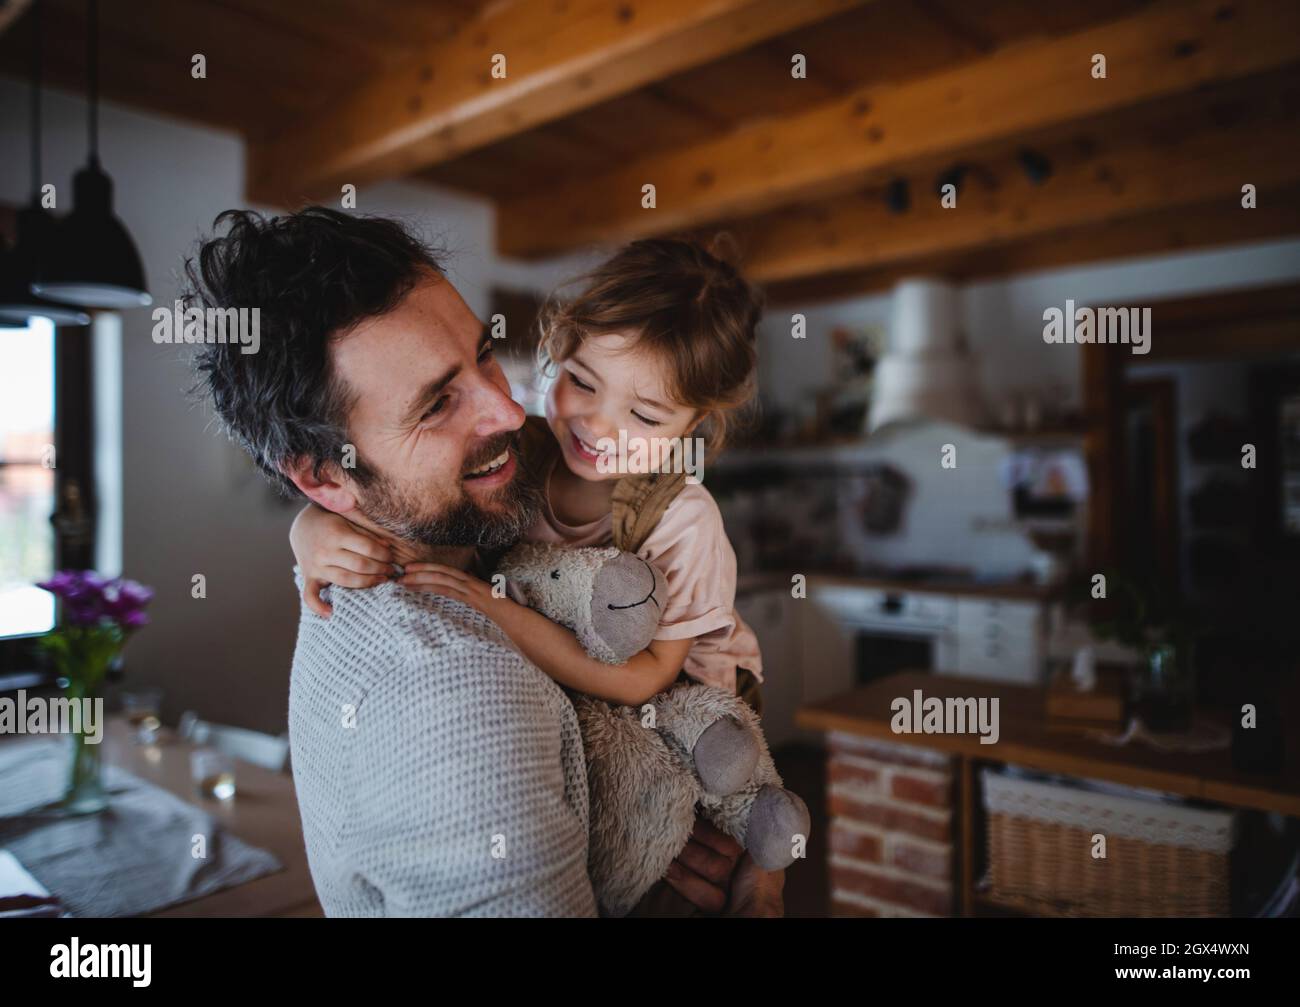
[1132,642,1195,733]
[61,681,108,815]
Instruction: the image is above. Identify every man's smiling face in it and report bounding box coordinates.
[328,269,539,549]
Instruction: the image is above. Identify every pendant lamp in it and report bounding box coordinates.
[0,0,91,327]
[31,0,151,309]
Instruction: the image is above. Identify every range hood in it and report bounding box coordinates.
[868,278,987,432]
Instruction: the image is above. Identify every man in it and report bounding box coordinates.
[188,207,782,916]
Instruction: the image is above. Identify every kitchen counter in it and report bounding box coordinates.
[797,670,1300,818]
[799,670,1300,916]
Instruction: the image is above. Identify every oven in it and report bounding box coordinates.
[811,586,959,687]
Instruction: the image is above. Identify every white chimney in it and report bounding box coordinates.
[868,277,986,432]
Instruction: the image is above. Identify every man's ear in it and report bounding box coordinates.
[281,456,360,515]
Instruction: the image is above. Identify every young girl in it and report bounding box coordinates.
[290,238,764,712]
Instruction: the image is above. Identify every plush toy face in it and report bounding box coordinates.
[589,552,665,664]
[498,543,667,664]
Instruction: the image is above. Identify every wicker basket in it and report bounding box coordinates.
[982,770,1235,917]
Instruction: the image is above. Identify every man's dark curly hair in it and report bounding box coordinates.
[187,207,446,497]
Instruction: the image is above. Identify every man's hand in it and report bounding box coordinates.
[663,818,742,914]
[722,852,785,918]
[629,817,785,917]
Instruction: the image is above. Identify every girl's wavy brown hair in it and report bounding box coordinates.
[537,237,762,455]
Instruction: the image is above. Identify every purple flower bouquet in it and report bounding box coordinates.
[36,570,154,813]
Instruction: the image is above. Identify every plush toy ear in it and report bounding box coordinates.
[588,553,668,664]
[505,579,529,606]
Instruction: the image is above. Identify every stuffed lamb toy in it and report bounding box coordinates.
[499,542,811,917]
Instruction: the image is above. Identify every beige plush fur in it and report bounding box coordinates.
[500,543,800,917]
[577,684,788,916]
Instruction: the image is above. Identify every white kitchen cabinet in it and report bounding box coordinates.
[798,589,856,743]
[952,597,1045,684]
[735,588,813,749]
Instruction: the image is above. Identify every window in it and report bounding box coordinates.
[0,308,97,677]
[0,315,57,638]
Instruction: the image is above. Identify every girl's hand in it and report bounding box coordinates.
[289,504,395,617]
[399,564,510,621]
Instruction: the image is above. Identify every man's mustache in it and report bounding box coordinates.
[461,430,518,476]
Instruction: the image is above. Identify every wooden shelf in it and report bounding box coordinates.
[800,670,1300,918]
[798,671,1300,818]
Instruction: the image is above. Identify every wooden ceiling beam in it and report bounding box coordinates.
[761,187,1300,304]
[497,0,1300,258]
[737,109,1300,284]
[245,0,867,206]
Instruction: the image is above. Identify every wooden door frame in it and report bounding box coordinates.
[1083,282,1300,570]
[1124,378,1180,586]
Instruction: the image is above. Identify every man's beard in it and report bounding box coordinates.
[358,432,542,549]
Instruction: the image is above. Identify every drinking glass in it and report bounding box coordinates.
[121,687,163,744]
[191,747,236,800]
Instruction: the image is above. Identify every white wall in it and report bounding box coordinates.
[1,81,284,732]
[0,79,587,733]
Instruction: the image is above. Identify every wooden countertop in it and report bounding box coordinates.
[103,718,323,917]
[0,717,323,917]
[796,670,1300,817]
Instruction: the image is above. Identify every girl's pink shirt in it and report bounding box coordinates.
[524,456,762,694]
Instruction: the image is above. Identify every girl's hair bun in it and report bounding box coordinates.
[705,230,743,269]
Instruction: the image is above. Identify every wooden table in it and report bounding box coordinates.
[797,670,1300,915]
[3,717,322,917]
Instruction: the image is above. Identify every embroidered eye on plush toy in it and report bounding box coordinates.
[499,542,811,917]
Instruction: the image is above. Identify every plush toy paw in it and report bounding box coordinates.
[745,784,812,871]
[693,715,760,796]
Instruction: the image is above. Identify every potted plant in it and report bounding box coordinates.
[35,571,153,814]
[1070,569,1198,732]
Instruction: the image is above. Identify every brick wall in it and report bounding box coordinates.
[826,731,956,917]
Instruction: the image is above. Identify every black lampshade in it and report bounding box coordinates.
[31,156,151,309]
[0,205,92,327]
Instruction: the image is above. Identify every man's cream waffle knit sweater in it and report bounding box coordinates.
[288,576,597,916]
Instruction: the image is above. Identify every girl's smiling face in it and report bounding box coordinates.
[545,331,700,481]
